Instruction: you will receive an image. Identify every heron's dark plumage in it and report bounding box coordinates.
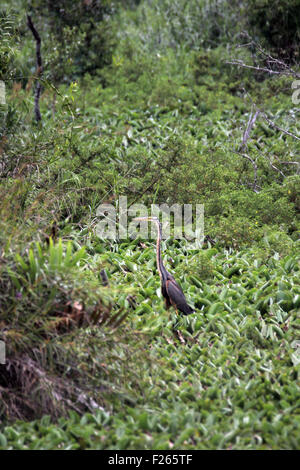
[165,277,194,315]
[134,216,194,315]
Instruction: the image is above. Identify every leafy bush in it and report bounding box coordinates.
[0,236,148,422]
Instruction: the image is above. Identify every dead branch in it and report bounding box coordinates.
[260,112,300,141]
[226,60,300,79]
[240,153,259,193]
[265,157,286,179]
[255,146,291,180]
[27,15,43,122]
[240,89,300,143]
[227,37,300,79]
[233,150,259,193]
[226,60,289,76]
[273,156,300,174]
[240,108,260,151]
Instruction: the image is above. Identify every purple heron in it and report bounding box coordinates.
[134,217,194,315]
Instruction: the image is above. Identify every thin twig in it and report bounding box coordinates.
[227,60,300,79]
[279,161,299,166]
[226,60,290,76]
[254,146,287,180]
[260,112,300,141]
[232,150,259,193]
[241,90,300,142]
[266,159,286,179]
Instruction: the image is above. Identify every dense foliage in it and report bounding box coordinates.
[0,0,299,450]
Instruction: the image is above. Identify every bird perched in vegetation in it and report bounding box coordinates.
[134,217,194,315]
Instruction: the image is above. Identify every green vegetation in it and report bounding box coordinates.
[0,0,299,450]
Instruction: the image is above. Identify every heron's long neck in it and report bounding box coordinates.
[155,220,167,281]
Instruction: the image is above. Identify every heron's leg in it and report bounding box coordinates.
[170,309,180,334]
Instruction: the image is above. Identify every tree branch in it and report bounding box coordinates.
[260,112,300,141]
[240,90,300,142]
[27,15,43,122]
[226,37,300,79]
[233,150,259,193]
[240,108,260,151]
[226,60,300,79]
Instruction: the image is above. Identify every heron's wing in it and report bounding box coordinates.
[166,279,194,315]
[161,284,171,309]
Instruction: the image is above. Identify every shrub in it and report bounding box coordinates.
[0,237,147,422]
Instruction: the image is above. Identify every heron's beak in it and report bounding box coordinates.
[132,216,152,222]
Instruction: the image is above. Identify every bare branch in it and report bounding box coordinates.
[27,15,43,122]
[265,158,286,179]
[260,112,300,141]
[226,60,290,76]
[255,146,289,180]
[240,90,300,142]
[227,36,300,79]
[227,60,300,79]
[233,150,259,193]
[240,108,260,151]
[273,157,300,174]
